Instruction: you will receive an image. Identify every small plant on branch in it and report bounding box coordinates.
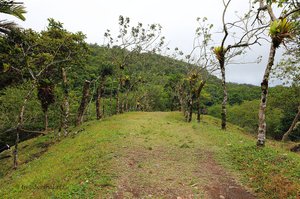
[269,18,294,47]
[213,46,226,62]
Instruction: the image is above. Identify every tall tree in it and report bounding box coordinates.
[104,15,165,114]
[40,19,89,135]
[274,7,300,141]
[191,17,215,123]
[213,0,264,130]
[255,0,299,146]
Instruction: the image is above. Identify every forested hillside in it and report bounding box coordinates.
[1,43,298,147]
[0,0,299,153]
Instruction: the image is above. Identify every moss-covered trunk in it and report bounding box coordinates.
[116,80,121,114]
[14,83,36,169]
[196,97,201,123]
[44,110,48,131]
[220,62,227,130]
[188,97,193,123]
[96,79,105,120]
[196,81,206,123]
[76,80,91,126]
[61,67,69,136]
[178,85,185,115]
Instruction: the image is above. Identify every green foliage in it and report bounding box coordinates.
[213,46,226,61]
[0,0,26,36]
[206,77,297,141]
[267,0,296,8]
[0,0,26,21]
[0,84,45,146]
[275,11,300,86]
[0,29,39,88]
[208,100,284,139]
[99,63,114,78]
[37,80,55,113]
[268,86,300,140]
[269,18,294,47]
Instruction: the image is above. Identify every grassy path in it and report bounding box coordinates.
[0,112,299,198]
[108,112,254,198]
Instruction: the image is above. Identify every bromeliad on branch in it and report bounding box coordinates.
[269,18,294,48]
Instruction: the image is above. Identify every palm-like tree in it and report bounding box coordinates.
[0,0,26,35]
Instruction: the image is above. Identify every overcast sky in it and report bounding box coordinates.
[5,0,285,85]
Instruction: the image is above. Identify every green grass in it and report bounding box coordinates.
[0,112,299,198]
[190,117,300,199]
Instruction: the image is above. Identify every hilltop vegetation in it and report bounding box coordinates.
[1,44,298,147]
[0,0,299,155]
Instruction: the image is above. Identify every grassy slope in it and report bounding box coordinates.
[0,112,299,198]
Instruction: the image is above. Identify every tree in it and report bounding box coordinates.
[1,29,54,169]
[172,18,215,123]
[1,19,89,168]
[213,0,264,130]
[40,19,89,136]
[96,63,114,120]
[255,0,299,146]
[273,7,300,141]
[191,17,215,123]
[104,15,165,114]
[0,0,26,35]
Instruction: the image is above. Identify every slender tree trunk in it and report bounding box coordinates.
[44,110,48,131]
[61,67,69,136]
[197,97,201,123]
[102,104,105,117]
[110,95,113,115]
[96,79,105,120]
[257,43,277,146]
[116,81,120,114]
[188,97,193,123]
[110,80,113,116]
[220,65,227,130]
[76,80,91,126]
[180,96,185,115]
[120,96,124,113]
[196,81,206,123]
[282,105,300,142]
[14,83,36,169]
[13,131,19,169]
[136,101,139,111]
[178,85,185,115]
[184,111,188,121]
[96,85,101,120]
[125,91,129,112]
